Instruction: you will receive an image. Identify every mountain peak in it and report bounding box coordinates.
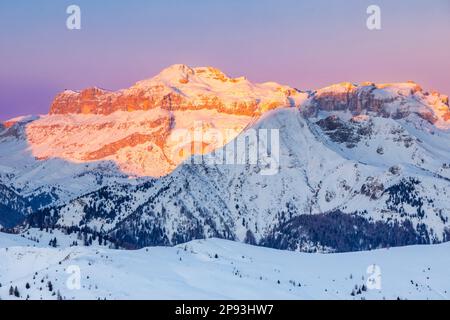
[49,64,300,116]
[137,64,241,86]
[155,64,196,81]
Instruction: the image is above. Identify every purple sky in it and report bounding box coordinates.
[1,0,449,120]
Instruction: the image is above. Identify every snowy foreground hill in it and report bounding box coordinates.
[0,232,449,300]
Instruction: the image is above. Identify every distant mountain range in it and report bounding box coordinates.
[1,64,449,252]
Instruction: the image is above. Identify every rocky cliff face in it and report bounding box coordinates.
[50,64,303,116]
[25,65,310,177]
[303,82,450,127]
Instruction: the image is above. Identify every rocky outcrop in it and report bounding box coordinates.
[50,64,302,117]
[303,81,450,125]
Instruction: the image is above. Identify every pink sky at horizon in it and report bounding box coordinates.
[0,0,449,121]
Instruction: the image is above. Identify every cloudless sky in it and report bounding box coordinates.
[0,0,449,120]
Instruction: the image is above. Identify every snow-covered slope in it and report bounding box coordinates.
[1,235,449,300]
[34,107,450,251]
[0,231,42,248]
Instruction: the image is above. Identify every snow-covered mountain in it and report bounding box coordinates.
[1,65,449,253]
[49,64,303,116]
[14,64,305,180]
[1,233,449,300]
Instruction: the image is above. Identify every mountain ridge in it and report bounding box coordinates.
[49,64,305,116]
